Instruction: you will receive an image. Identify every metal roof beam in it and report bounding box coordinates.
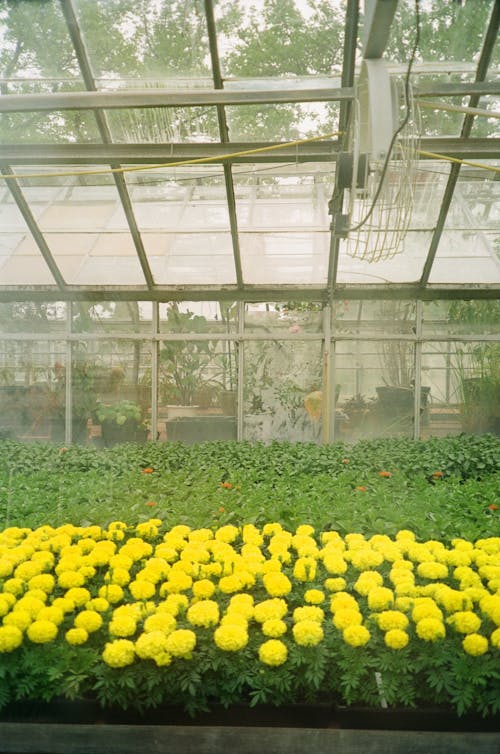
[0,87,354,113]
[204,0,244,290]
[0,138,497,165]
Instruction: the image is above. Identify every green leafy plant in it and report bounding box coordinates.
[96,400,143,427]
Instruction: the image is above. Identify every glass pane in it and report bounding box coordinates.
[219,1,345,78]
[245,302,323,333]
[420,341,463,439]
[0,338,66,442]
[423,300,500,337]
[333,300,417,336]
[337,231,432,283]
[70,301,153,335]
[241,232,329,284]
[0,111,101,144]
[160,339,237,443]
[334,340,420,441]
[243,340,323,443]
[74,0,212,82]
[159,302,238,334]
[106,107,219,143]
[429,230,500,284]
[226,103,339,141]
[77,339,153,447]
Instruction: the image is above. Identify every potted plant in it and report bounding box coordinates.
[95,400,148,446]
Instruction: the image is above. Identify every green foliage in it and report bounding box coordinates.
[96,400,143,426]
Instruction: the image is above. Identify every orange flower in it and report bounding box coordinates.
[341,458,350,465]
[142,467,154,474]
[355,485,367,492]
[378,471,392,478]
[488,504,499,511]
[432,471,444,479]
[221,481,233,489]
[59,447,68,454]
[145,501,157,507]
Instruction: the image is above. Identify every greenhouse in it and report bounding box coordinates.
[0,0,499,747]
[0,0,498,447]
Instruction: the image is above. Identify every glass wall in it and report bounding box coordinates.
[0,298,498,445]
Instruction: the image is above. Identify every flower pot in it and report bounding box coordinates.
[100,418,147,447]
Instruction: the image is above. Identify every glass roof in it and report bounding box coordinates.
[0,0,498,301]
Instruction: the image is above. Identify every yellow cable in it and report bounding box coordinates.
[0,131,341,181]
[418,150,500,174]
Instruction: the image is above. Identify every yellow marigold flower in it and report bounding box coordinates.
[462,633,489,656]
[367,587,394,611]
[85,597,109,613]
[350,549,384,570]
[110,568,131,587]
[192,579,216,599]
[214,623,249,652]
[220,612,248,629]
[304,589,325,605]
[417,562,448,580]
[342,625,370,647]
[293,557,317,582]
[3,578,24,596]
[187,600,220,628]
[37,606,64,625]
[416,618,446,642]
[3,610,31,630]
[57,570,85,589]
[296,524,315,537]
[27,619,58,644]
[0,560,14,579]
[396,530,416,542]
[0,594,13,617]
[160,572,193,595]
[333,608,363,630]
[0,625,23,652]
[129,579,156,601]
[165,628,196,658]
[376,610,409,632]
[135,630,169,660]
[262,571,292,597]
[262,523,283,537]
[262,619,287,638]
[15,595,44,618]
[293,620,324,647]
[490,628,500,649]
[65,627,88,645]
[98,584,124,605]
[241,524,264,547]
[28,574,55,594]
[65,587,91,607]
[330,592,359,612]
[218,574,245,594]
[384,629,409,649]
[215,525,240,543]
[144,612,176,635]
[258,639,288,666]
[448,611,481,634]
[253,598,288,623]
[157,594,188,616]
[323,554,347,575]
[228,593,254,616]
[109,616,137,638]
[324,577,347,592]
[260,559,282,574]
[14,561,42,581]
[293,606,324,624]
[102,639,135,668]
[412,599,443,623]
[354,571,384,596]
[321,531,344,546]
[74,610,103,633]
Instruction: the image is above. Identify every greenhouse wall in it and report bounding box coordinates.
[0,299,498,446]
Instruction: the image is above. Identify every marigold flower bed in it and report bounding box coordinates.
[0,520,499,716]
